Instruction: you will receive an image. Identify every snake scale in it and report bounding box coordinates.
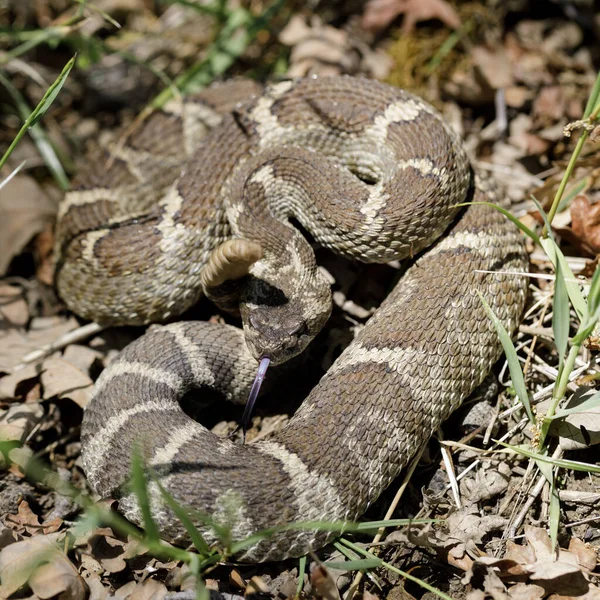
[55,76,528,562]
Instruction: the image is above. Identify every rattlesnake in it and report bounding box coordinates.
[55,76,528,562]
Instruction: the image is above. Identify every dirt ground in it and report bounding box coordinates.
[1,1,600,599]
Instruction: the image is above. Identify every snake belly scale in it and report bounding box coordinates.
[55,76,528,562]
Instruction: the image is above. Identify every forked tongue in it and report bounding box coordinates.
[240,356,271,441]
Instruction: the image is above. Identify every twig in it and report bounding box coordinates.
[508,446,564,538]
[13,322,104,371]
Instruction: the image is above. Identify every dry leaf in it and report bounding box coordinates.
[362,0,460,34]
[230,569,247,590]
[472,45,514,90]
[467,528,599,598]
[567,538,597,573]
[0,175,57,276]
[0,532,85,600]
[532,86,566,122]
[310,562,341,600]
[4,500,62,537]
[506,582,545,600]
[40,357,94,408]
[62,344,102,375]
[0,284,29,328]
[29,548,87,600]
[128,578,168,600]
[0,316,79,372]
[0,362,41,400]
[279,15,391,79]
[0,403,43,449]
[571,194,600,254]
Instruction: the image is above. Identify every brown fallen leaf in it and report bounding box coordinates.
[0,284,29,328]
[310,561,342,600]
[279,15,392,79]
[0,403,44,452]
[0,532,86,600]
[571,194,600,254]
[0,315,79,372]
[471,45,513,90]
[568,538,597,573]
[466,527,599,598]
[0,362,41,401]
[505,581,545,600]
[4,500,62,537]
[128,578,168,600]
[361,0,460,34]
[0,174,57,276]
[34,225,56,286]
[533,86,567,123]
[40,357,94,408]
[29,547,87,600]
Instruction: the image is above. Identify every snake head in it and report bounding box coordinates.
[240,274,332,365]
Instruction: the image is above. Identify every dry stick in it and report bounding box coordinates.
[14,322,104,370]
[564,515,600,528]
[508,446,564,539]
[344,442,428,600]
[437,427,461,509]
[482,392,502,446]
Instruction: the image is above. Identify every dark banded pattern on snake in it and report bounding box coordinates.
[56,76,528,562]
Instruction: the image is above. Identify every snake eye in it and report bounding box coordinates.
[285,319,308,338]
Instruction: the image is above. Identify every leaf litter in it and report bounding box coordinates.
[1,0,600,598]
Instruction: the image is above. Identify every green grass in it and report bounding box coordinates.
[480,69,600,551]
[0,0,287,188]
[3,2,600,592]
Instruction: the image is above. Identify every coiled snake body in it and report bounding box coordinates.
[55,76,528,562]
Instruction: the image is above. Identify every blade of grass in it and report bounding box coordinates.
[297,554,307,596]
[539,236,587,322]
[551,389,600,419]
[495,441,600,472]
[0,56,75,188]
[228,518,438,556]
[456,201,541,245]
[150,0,285,108]
[0,160,26,190]
[552,255,569,368]
[339,538,455,600]
[326,558,383,570]
[149,470,211,554]
[129,448,161,542]
[557,176,590,213]
[477,292,535,424]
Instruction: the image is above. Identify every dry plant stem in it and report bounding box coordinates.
[482,394,502,446]
[344,442,427,600]
[508,446,564,538]
[438,427,461,508]
[14,322,104,370]
[543,71,600,232]
[565,515,600,528]
[544,133,590,231]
